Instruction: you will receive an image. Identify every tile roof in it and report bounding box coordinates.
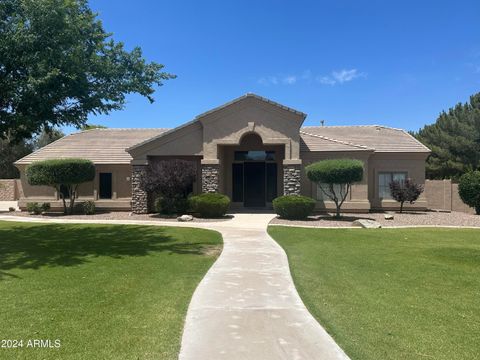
[300,125,430,153]
[15,125,430,165]
[15,128,167,165]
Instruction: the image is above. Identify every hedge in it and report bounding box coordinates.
[189,193,230,218]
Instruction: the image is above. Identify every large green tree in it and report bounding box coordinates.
[0,0,174,141]
[415,93,480,179]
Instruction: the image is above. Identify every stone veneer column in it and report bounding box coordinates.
[283,161,302,195]
[201,162,220,193]
[131,165,149,214]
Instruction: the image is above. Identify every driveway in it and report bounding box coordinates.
[0,213,349,360]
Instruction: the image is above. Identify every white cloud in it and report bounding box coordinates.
[257,68,366,86]
[317,68,366,86]
[282,75,297,84]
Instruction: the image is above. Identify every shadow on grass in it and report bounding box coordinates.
[0,224,212,279]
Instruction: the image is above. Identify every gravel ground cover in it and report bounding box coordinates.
[270,210,480,228]
[1,210,232,222]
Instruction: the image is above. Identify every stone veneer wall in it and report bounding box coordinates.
[201,164,219,193]
[283,165,301,195]
[131,165,149,214]
[0,179,18,201]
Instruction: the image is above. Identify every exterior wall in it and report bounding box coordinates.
[199,97,304,161]
[425,179,475,214]
[300,151,372,212]
[368,152,428,210]
[0,179,20,201]
[16,164,133,210]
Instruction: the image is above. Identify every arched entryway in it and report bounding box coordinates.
[219,132,285,208]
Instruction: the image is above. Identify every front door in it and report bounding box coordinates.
[99,173,112,199]
[244,162,266,207]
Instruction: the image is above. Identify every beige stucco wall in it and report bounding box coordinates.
[16,164,133,210]
[300,151,372,211]
[368,152,428,210]
[199,96,304,161]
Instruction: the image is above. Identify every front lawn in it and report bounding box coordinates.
[268,226,480,360]
[0,221,222,360]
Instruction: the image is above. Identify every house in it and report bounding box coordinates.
[15,94,431,213]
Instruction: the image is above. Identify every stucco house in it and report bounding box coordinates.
[15,94,431,213]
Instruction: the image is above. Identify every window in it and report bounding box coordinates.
[99,173,112,199]
[378,172,407,199]
[234,151,275,161]
[316,183,346,201]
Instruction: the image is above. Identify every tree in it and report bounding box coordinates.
[140,160,196,214]
[389,178,424,213]
[0,134,33,178]
[414,93,480,180]
[458,171,480,215]
[33,128,64,150]
[26,159,95,214]
[0,0,175,141]
[306,159,363,217]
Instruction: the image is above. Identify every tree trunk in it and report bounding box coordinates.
[61,195,67,214]
[335,201,341,218]
[400,201,404,213]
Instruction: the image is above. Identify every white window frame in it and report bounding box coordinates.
[378,172,407,199]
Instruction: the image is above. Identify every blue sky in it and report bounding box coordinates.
[83,0,480,132]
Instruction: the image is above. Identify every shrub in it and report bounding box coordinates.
[189,193,230,218]
[458,171,480,215]
[272,195,315,220]
[154,195,190,215]
[306,159,363,217]
[26,158,95,214]
[389,179,424,213]
[26,202,42,215]
[8,207,15,212]
[40,202,51,213]
[82,200,96,215]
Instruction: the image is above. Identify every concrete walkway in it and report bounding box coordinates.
[0,213,349,360]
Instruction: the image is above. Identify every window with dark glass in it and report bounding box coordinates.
[234,151,275,161]
[99,173,112,199]
[232,164,244,202]
[266,163,277,202]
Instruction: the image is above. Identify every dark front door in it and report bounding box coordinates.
[99,173,112,199]
[244,162,265,207]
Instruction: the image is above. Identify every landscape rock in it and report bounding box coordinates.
[384,213,394,220]
[177,214,194,222]
[352,219,382,228]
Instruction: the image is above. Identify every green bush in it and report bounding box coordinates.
[458,171,480,215]
[272,195,315,220]
[26,202,42,215]
[8,207,15,212]
[154,195,190,215]
[189,193,230,218]
[305,159,363,184]
[82,200,96,215]
[40,202,51,213]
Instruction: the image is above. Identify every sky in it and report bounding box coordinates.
[81,0,480,133]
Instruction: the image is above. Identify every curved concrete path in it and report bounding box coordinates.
[0,213,349,360]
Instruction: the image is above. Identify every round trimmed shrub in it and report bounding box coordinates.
[189,193,230,218]
[305,159,363,184]
[273,195,315,220]
[458,171,480,215]
[154,195,190,215]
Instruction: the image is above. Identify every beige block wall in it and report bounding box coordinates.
[0,179,19,201]
[425,179,475,214]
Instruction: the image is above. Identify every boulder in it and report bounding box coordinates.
[177,214,194,222]
[384,213,394,220]
[352,219,382,228]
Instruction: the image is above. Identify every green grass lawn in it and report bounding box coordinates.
[0,221,222,360]
[268,226,480,360]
